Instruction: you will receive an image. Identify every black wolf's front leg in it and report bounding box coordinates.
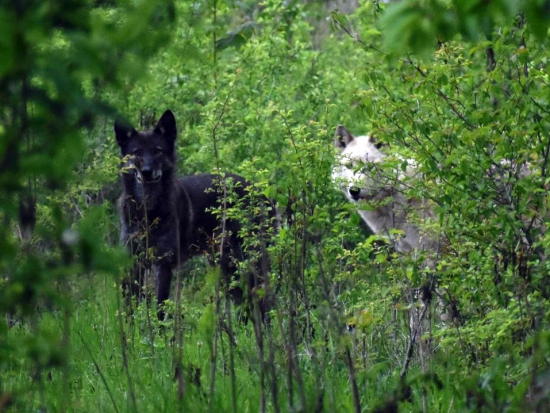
[155,263,173,319]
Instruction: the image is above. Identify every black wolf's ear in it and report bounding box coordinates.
[154,110,177,142]
[334,125,355,149]
[114,119,137,149]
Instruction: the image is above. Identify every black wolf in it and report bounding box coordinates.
[115,110,271,319]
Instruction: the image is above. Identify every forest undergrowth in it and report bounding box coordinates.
[2,1,550,412]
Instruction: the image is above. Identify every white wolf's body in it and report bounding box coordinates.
[332,125,435,254]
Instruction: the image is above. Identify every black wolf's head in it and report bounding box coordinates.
[114,110,177,185]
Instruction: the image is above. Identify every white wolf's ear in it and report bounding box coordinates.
[155,110,177,142]
[114,118,137,149]
[334,125,354,149]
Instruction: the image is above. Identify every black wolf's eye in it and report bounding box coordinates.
[131,148,143,157]
[152,147,163,156]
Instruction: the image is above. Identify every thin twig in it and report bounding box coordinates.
[344,346,361,413]
[224,300,237,413]
[116,278,138,413]
[400,304,428,379]
[77,331,120,413]
[174,216,185,402]
[208,65,240,412]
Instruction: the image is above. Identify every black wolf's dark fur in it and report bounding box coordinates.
[115,110,271,318]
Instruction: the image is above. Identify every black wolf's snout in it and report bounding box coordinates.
[140,168,153,180]
[138,170,162,183]
[136,161,162,183]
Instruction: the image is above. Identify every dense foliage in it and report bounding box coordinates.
[2,0,550,412]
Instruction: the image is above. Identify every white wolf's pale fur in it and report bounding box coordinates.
[332,125,436,255]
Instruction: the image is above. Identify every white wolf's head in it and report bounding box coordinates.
[332,125,428,253]
[331,125,391,204]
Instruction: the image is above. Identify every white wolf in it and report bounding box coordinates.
[332,125,451,347]
[332,125,437,255]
